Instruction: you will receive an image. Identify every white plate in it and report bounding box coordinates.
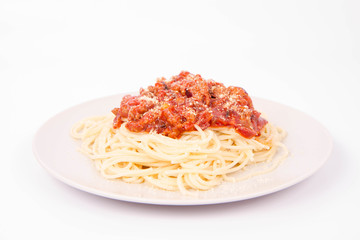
[33,94,332,205]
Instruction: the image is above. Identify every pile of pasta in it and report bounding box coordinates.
[71,114,288,195]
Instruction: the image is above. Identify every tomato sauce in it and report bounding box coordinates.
[112,71,267,139]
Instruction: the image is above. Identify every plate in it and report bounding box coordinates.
[33,94,333,205]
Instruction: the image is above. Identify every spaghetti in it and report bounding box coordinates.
[71,72,288,195]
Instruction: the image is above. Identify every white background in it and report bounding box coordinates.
[1,0,359,239]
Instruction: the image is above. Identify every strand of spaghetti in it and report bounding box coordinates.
[143,175,178,191]
[141,138,190,162]
[120,123,213,147]
[163,155,251,176]
[176,174,189,195]
[233,142,288,182]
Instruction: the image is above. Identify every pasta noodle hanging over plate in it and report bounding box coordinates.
[71,71,288,195]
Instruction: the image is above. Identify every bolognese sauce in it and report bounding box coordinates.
[112,71,267,139]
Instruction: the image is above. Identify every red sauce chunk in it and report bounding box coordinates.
[112,71,268,139]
